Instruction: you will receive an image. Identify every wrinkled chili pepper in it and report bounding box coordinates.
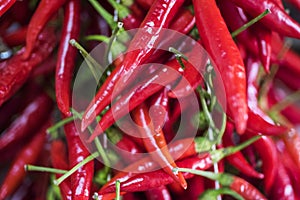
[23,0,67,59]
[81,0,185,131]
[0,28,56,106]
[193,0,248,134]
[0,92,53,153]
[50,140,72,200]
[229,0,300,39]
[64,120,94,200]
[56,0,80,117]
[132,102,187,189]
[0,121,48,199]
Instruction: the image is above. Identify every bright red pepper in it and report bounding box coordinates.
[55,0,80,117]
[81,0,185,131]
[193,0,248,134]
[2,26,27,47]
[229,0,300,39]
[0,28,56,106]
[282,129,300,170]
[23,0,67,59]
[145,185,171,200]
[0,0,16,17]
[0,121,48,199]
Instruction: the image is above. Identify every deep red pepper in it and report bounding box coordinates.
[50,140,72,200]
[145,185,171,200]
[131,103,187,189]
[282,129,300,170]
[81,0,185,131]
[136,0,154,9]
[0,92,53,153]
[30,55,56,78]
[23,0,67,59]
[0,0,16,17]
[64,121,94,200]
[2,26,27,47]
[88,57,183,141]
[223,122,264,179]
[0,28,56,106]
[193,0,248,134]
[229,0,300,39]
[276,67,300,91]
[0,121,47,199]
[55,0,80,117]
[286,0,300,10]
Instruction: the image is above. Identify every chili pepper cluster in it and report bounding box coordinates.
[1,0,300,199]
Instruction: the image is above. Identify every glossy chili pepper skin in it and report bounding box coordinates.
[81,0,185,131]
[132,103,187,189]
[0,0,16,17]
[55,0,80,117]
[255,25,272,73]
[23,0,67,59]
[0,28,56,106]
[145,185,171,200]
[193,0,248,134]
[88,58,183,141]
[223,122,264,179]
[229,0,300,39]
[0,121,47,199]
[0,92,53,153]
[64,121,94,200]
[282,129,300,170]
[50,140,72,200]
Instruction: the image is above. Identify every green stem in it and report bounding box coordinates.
[169,47,188,69]
[25,165,68,174]
[47,115,78,134]
[231,9,270,38]
[194,137,214,153]
[107,0,130,19]
[85,35,110,43]
[115,180,121,200]
[199,188,244,200]
[269,90,300,113]
[69,39,103,81]
[54,152,99,185]
[88,0,116,29]
[217,112,227,144]
[105,22,123,65]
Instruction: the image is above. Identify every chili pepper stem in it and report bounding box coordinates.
[231,9,270,38]
[116,180,121,200]
[88,0,116,29]
[47,115,79,134]
[25,164,68,174]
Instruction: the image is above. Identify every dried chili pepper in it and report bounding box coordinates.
[0,121,48,199]
[0,28,56,106]
[193,0,248,134]
[56,0,80,117]
[23,0,66,59]
[132,103,187,189]
[81,0,185,131]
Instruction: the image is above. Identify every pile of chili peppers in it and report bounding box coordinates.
[1,0,300,199]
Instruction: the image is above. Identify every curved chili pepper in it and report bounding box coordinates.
[2,26,27,47]
[0,92,53,153]
[0,28,56,106]
[55,0,80,117]
[145,185,171,200]
[81,0,185,131]
[64,121,94,200]
[88,58,182,141]
[132,103,187,189]
[282,129,300,170]
[23,0,67,59]
[223,122,264,179]
[0,0,16,17]
[270,162,296,199]
[136,0,153,9]
[50,140,72,200]
[276,67,300,91]
[193,0,248,134]
[229,0,300,39]
[243,133,278,194]
[0,121,48,199]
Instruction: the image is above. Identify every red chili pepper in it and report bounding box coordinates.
[183,176,205,200]
[276,67,300,91]
[2,26,27,47]
[193,0,248,134]
[55,0,80,117]
[229,0,300,39]
[145,185,171,200]
[286,0,300,10]
[23,0,67,59]
[0,121,48,199]
[64,121,94,200]
[30,55,56,78]
[282,129,300,170]
[136,0,153,9]
[50,140,72,200]
[223,122,264,179]
[0,0,16,17]
[243,133,278,194]
[132,103,187,189]
[81,0,185,131]
[0,92,53,153]
[88,57,182,141]
[0,28,56,106]
[270,162,296,199]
